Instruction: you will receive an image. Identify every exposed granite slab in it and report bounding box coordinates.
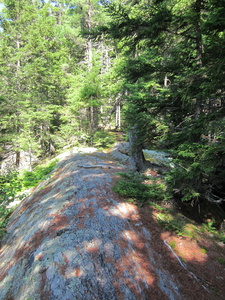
[0,150,181,300]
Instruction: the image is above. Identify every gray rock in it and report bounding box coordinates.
[0,149,182,300]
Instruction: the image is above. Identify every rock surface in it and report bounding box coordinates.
[0,147,219,299]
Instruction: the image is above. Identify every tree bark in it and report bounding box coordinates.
[128,126,146,171]
[194,0,204,120]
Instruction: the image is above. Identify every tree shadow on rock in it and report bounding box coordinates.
[0,150,224,299]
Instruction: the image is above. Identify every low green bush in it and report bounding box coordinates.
[156,212,186,234]
[93,130,116,148]
[113,172,167,203]
[0,172,22,238]
[0,159,58,238]
[22,160,58,188]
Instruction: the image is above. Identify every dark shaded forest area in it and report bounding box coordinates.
[1,0,225,229]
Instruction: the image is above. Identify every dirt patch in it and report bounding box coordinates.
[135,202,225,299]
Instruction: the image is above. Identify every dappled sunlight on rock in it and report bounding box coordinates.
[84,238,102,253]
[108,202,140,221]
[143,149,173,167]
[66,267,84,278]
[0,147,223,299]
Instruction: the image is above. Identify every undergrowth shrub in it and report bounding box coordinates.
[0,172,22,202]
[0,159,58,238]
[156,212,186,235]
[113,172,166,203]
[22,160,58,188]
[0,172,21,238]
[93,130,116,148]
[166,141,225,204]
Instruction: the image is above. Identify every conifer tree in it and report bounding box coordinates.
[0,0,69,167]
[99,0,225,215]
[60,0,117,144]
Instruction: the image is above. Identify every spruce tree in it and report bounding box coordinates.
[99,0,225,218]
[0,0,69,168]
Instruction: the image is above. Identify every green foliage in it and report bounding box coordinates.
[216,257,225,265]
[149,202,168,211]
[0,159,58,239]
[93,130,116,148]
[166,166,201,202]
[113,172,166,203]
[0,207,12,239]
[153,200,225,243]
[0,0,225,241]
[166,138,225,208]
[99,0,225,225]
[200,248,207,254]
[219,233,225,244]
[156,212,186,235]
[0,172,22,238]
[0,0,117,161]
[22,160,58,188]
[203,220,217,233]
[168,240,176,250]
[0,172,22,202]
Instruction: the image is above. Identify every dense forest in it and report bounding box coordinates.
[1,0,225,226]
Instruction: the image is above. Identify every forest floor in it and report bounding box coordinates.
[0,142,225,299]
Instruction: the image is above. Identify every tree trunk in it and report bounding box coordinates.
[15,151,20,168]
[116,104,121,129]
[86,0,93,71]
[128,126,146,171]
[194,0,203,120]
[115,94,121,129]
